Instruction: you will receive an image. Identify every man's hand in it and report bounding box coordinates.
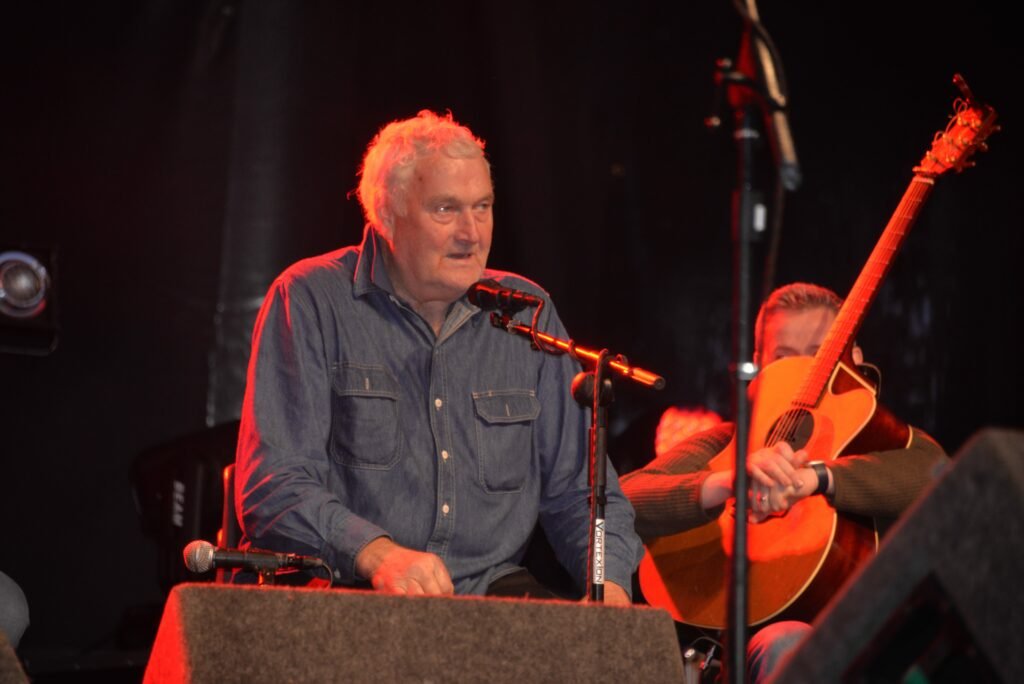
[580,581,631,606]
[748,442,810,522]
[700,442,809,514]
[602,581,632,607]
[747,441,808,490]
[355,537,455,595]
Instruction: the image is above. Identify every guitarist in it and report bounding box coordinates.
[620,282,948,682]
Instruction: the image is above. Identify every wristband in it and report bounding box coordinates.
[807,461,829,496]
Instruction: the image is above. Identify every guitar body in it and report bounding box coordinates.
[639,355,905,628]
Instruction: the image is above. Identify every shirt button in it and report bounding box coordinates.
[442,503,450,515]
[441,450,449,461]
[434,398,443,409]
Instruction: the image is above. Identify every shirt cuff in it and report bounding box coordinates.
[325,515,393,584]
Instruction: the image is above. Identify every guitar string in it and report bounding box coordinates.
[761,178,932,459]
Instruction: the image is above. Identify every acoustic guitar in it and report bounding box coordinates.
[638,74,998,629]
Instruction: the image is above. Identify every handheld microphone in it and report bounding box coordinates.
[183,539,325,574]
[467,279,543,312]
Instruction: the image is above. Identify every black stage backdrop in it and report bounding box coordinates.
[1,0,1021,667]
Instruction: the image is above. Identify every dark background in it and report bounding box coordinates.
[2,0,1020,676]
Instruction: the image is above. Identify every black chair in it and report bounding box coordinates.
[132,420,240,590]
[216,463,242,584]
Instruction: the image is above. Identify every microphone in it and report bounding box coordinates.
[183,539,325,574]
[467,279,543,312]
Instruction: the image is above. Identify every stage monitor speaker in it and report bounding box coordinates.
[0,631,28,684]
[774,427,1024,683]
[144,583,684,683]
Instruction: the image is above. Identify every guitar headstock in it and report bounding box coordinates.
[914,74,999,178]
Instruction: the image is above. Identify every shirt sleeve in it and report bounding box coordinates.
[530,304,645,596]
[234,277,389,584]
[829,426,950,519]
[619,423,735,540]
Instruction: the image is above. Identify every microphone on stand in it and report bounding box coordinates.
[467,279,543,312]
[183,539,325,574]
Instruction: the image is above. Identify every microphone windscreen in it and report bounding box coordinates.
[466,279,499,308]
[183,539,215,573]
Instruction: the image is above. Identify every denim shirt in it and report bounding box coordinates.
[236,228,643,595]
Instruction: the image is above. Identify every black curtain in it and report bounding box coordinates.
[0,0,1020,662]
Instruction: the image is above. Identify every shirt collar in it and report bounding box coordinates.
[351,225,484,340]
[352,226,395,298]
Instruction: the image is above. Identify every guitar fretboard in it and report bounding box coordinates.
[792,175,935,409]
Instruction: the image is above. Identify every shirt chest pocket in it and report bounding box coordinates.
[330,364,401,469]
[472,390,541,493]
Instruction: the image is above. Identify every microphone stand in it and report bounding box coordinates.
[573,350,612,602]
[707,2,800,680]
[488,310,664,601]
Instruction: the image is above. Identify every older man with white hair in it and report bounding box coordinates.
[234,110,642,603]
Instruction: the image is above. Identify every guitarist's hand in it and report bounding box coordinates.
[748,442,808,489]
[747,443,809,522]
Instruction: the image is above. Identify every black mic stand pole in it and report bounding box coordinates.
[708,34,762,684]
[708,1,800,679]
[723,71,758,684]
[572,350,613,601]
[489,311,664,601]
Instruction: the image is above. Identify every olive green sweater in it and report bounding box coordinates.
[620,422,949,541]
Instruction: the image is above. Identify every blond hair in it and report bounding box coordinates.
[754,282,842,363]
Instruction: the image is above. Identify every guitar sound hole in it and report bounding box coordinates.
[768,408,814,450]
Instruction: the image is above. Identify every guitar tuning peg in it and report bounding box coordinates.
[953,73,977,104]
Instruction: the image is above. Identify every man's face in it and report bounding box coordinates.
[759,306,837,367]
[383,153,493,309]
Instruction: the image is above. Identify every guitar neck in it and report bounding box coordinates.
[794,175,935,407]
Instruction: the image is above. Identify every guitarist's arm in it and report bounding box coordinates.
[620,423,809,539]
[828,427,949,523]
[620,424,733,540]
[756,428,949,529]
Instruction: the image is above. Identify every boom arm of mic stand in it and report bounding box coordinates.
[489,312,666,390]
[490,310,661,603]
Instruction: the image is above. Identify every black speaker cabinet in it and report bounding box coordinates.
[774,427,1024,683]
[145,583,685,682]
